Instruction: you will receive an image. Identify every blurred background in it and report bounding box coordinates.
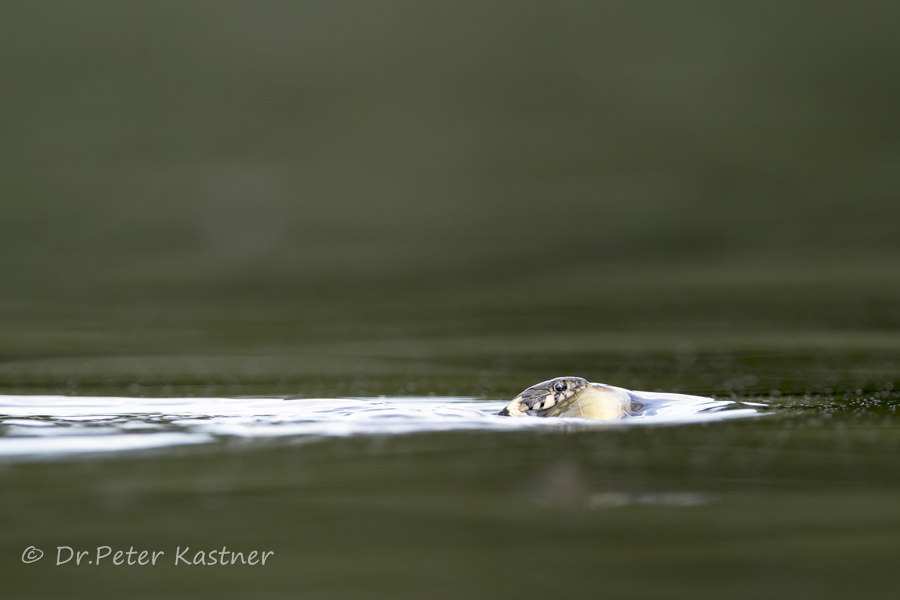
[1,1,899,398]
[3,3,900,600]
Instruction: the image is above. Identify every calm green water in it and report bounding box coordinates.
[3,271,899,599]
[2,2,900,598]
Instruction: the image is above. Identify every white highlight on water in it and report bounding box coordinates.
[0,388,763,462]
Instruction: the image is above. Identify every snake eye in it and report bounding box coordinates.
[554,381,567,393]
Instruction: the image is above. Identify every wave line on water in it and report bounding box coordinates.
[0,390,765,462]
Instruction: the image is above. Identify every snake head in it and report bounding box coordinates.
[497,377,590,417]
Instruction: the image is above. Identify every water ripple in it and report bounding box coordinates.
[0,389,764,462]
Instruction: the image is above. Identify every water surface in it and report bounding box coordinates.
[2,2,900,598]
[0,390,763,461]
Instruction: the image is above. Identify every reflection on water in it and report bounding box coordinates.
[0,388,763,462]
[530,460,715,510]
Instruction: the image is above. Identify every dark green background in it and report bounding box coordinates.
[1,2,899,598]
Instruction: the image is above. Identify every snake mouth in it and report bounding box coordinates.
[537,388,586,417]
[496,396,532,417]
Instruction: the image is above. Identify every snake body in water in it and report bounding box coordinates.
[497,376,636,420]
